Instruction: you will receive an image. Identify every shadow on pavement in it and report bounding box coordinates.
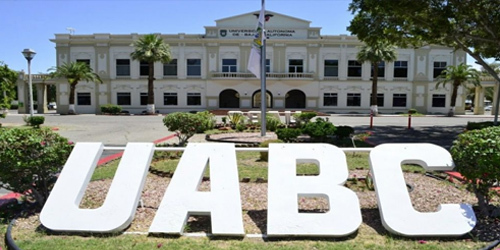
[355,125,465,150]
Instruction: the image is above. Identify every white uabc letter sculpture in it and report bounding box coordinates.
[40,143,154,232]
[369,143,476,236]
[149,143,244,236]
[267,143,362,237]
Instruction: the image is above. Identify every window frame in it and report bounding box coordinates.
[163,59,177,76]
[117,92,131,106]
[222,59,237,73]
[347,93,361,106]
[432,94,446,107]
[392,93,407,107]
[347,60,362,77]
[140,61,149,76]
[324,60,339,77]
[433,61,447,78]
[288,59,304,73]
[187,92,202,106]
[77,92,91,106]
[187,59,201,76]
[393,61,408,78]
[163,92,178,106]
[323,92,338,106]
[116,59,131,76]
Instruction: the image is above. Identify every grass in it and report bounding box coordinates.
[7,232,487,250]
[93,151,425,182]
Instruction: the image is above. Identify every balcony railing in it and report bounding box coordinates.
[210,72,314,79]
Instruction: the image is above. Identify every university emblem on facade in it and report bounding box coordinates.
[220,29,227,37]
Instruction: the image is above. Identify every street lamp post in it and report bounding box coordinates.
[22,48,36,117]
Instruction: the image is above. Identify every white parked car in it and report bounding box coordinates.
[485,105,492,111]
[48,102,57,110]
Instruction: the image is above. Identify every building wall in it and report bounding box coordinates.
[50,11,467,115]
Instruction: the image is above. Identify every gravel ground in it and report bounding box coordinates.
[15,170,500,241]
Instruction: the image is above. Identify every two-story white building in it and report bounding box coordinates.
[19,10,479,115]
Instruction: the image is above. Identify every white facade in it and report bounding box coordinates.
[48,10,468,115]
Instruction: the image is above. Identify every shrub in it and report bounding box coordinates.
[236,123,245,132]
[259,139,284,161]
[227,113,245,127]
[195,111,216,133]
[466,121,495,131]
[450,126,500,217]
[408,108,418,114]
[266,115,282,132]
[101,104,122,115]
[293,112,317,127]
[335,125,354,139]
[302,118,336,142]
[276,128,302,142]
[163,112,203,146]
[27,116,45,128]
[0,128,73,208]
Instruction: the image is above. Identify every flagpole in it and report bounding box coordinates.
[260,0,267,136]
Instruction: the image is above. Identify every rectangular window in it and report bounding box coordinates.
[163,92,178,106]
[392,93,407,107]
[348,60,362,77]
[347,93,361,106]
[163,59,177,76]
[140,61,149,76]
[370,93,384,107]
[433,61,447,78]
[117,92,131,106]
[77,92,91,106]
[371,62,385,78]
[140,92,148,106]
[324,60,339,77]
[323,93,338,106]
[76,59,90,66]
[116,59,130,76]
[432,94,446,107]
[222,59,237,73]
[288,59,303,73]
[187,59,201,76]
[265,59,271,73]
[394,61,408,78]
[187,93,201,106]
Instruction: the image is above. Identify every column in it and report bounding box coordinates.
[473,86,484,115]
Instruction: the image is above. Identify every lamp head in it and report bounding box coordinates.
[22,48,36,61]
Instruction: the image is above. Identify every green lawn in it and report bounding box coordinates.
[93,151,425,182]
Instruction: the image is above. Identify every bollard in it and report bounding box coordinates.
[370,111,374,129]
[408,112,412,129]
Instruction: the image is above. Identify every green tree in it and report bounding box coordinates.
[131,34,172,115]
[49,62,102,114]
[348,0,500,121]
[356,41,397,115]
[436,63,480,116]
[0,62,19,117]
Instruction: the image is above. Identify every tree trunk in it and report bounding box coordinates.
[448,82,459,117]
[68,83,77,114]
[147,62,155,115]
[371,65,379,116]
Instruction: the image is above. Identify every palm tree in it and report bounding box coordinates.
[49,62,103,114]
[357,41,397,115]
[131,34,171,114]
[436,63,480,116]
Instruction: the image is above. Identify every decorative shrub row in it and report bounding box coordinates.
[466,121,495,131]
[100,104,122,115]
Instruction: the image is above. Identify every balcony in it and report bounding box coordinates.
[210,72,314,79]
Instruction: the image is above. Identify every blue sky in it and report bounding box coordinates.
[0,0,485,74]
